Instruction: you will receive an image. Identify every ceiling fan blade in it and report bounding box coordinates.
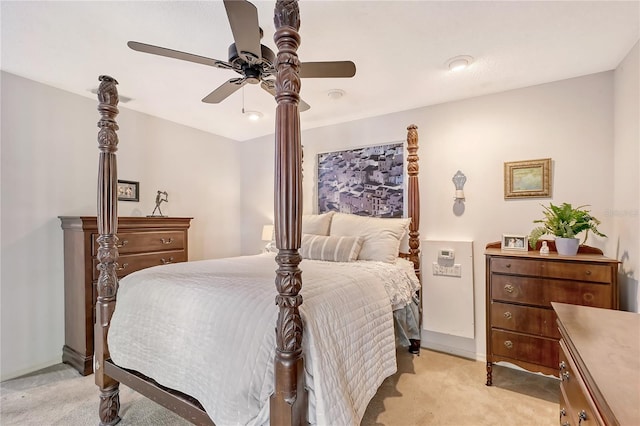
[299,98,311,112]
[261,80,310,111]
[202,78,246,103]
[223,0,262,63]
[300,61,356,78]
[128,41,234,70]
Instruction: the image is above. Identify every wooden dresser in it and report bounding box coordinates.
[554,302,639,426]
[485,243,619,385]
[59,216,192,375]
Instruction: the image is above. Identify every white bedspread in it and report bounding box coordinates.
[108,253,420,425]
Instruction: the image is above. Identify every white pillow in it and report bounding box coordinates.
[300,234,363,262]
[302,211,335,236]
[329,213,410,263]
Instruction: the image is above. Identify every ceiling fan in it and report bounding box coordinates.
[128,0,356,112]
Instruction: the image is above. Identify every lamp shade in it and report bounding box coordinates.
[261,225,274,242]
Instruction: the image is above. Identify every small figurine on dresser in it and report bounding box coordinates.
[539,240,550,255]
[149,190,168,217]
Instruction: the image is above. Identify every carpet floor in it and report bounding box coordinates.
[1,349,558,425]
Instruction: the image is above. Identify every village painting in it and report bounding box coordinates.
[317,143,404,218]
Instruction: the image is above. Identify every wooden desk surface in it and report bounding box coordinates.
[553,303,640,425]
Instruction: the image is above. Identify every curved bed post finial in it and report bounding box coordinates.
[406,124,420,280]
[271,1,307,425]
[95,74,122,426]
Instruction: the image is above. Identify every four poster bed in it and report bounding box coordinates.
[93,1,421,425]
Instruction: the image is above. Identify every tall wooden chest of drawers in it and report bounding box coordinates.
[59,216,192,375]
[485,246,619,385]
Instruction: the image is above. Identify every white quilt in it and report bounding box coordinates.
[108,253,420,425]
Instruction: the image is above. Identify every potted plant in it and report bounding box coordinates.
[528,202,606,255]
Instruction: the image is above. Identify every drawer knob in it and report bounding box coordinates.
[161,238,174,245]
[161,257,174,265]
[559,361,566,370]
[504,284,514,293]
[579,410,588,425]
[562,371,570,381]
[503,340,513,349]
[116,263,128,271]
[505,263,511,268]
[585,270,592,275]
[503,311,512,319]
[116,240,129,248]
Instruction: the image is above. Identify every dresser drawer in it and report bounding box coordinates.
[491,257,611,283]
[491,329,559,369]
[559,340,603,426]
[490,302,560,339]
[92,231,185,255]
[560,387,573,426]
[491,275,613,308]
[92,250,187,280]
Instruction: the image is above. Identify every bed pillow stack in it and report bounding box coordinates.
[300,234,363,262]
[329,213,410,263]
[302,211,334,236]
[301,211,365,262]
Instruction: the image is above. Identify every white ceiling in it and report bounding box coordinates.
[2,1,638,141]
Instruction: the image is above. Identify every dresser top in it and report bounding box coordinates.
[59,216,192,230]
[554,302,640,425]
[485,248,619,264]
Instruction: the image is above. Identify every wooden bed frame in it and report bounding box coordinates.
[93,1,421,425]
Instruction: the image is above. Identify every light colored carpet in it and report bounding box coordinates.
[1,349,558,425]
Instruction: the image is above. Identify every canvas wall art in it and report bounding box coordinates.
[317,142,404,217]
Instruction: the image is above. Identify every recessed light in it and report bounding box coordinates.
[327,89,345,100]
[446,55,474,72]
[244,110,263,121]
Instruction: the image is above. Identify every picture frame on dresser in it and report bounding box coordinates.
[501,234,528,251]
[504,158,551,199]
[117,180,139,202]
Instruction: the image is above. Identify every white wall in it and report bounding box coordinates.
[0,72,243,380]
[240,71,619,359]
[613,41,640,312]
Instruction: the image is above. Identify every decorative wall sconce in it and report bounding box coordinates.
[452,170,467,216]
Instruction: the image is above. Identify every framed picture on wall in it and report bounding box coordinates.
[501,234,528,251]
[117,180,139,202]
[317,142,404,217]
[504,158,552,199]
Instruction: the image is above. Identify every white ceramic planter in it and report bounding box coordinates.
[555,237,580,255]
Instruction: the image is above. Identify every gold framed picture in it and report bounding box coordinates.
[504,158,551,199]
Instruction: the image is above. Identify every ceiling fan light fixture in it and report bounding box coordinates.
[244,110,263,121]
[446,55,474,72]
[327,89,345,100]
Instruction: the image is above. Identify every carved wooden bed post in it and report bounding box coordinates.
[94,75,122,426]
[271,0,307,425]
[406,124,420,279]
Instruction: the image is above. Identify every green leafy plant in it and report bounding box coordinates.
[529,202,606,249]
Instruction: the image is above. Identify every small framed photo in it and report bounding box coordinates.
[117,180,139,202]
[502,234,528,251]
[504,158,551,199]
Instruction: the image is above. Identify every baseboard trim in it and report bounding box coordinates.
[420,329,477,360]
